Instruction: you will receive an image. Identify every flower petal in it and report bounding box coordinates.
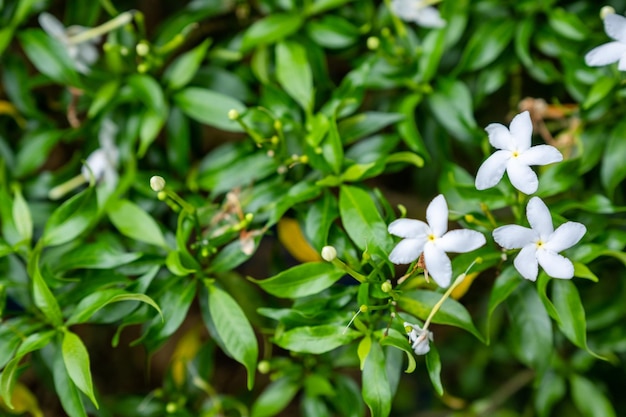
[506,159,539,195]
[604,13,626,43]
[38,12,67,39]
[584,42,626,67]
[493,225,536,249]
[437,229,486,253]
[389,238,425,264]
[485,123,516,150]
[619,54,626,71]
[388,218,429,239]
[518,145,563,166]
[545,222,586,253]
[508,111,532,151]
[536,250,574,279]
[426,194,448,237]
[475,150,510,190]
[513,245,539,281]
[526,197,553,238]
[414,6,445,28]
[424,242,452,287]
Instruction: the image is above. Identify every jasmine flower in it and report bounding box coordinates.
[404,322,433,355]
[475,111,563,195]
[388,194,486,288]
[390,0,445,28]
[585,12,626,70]
[81,119,119,185]
[493,197,586,281]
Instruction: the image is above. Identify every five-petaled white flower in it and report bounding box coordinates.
[493,197,586,281]
[39,12,100,74]
[585,12,626,70]
[390,0,446,28]
[404,322,433,355]
[388,194,486,288]
[475,111,563,195]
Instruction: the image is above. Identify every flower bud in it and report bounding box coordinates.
[321,245,337,262]
[136,41,150,56]
[157,191,167,201]
[367,36,380,50]
[228,109,240,120]
[600,5,616,19]
[150,175,166,192]
[381,280,392,293]
[257,360,271,374]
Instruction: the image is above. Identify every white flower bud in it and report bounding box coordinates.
[150,175,166,192]
[600,6,616,19]
[321,246,337,262]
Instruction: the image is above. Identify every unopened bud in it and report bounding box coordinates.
[137,63,149,73]
[270,135,279,145]
[136,41,150,56]
[321,246,337,262]
[367,36,380,50]
[299,155,309,164]
[157,191,167,201]
[257,360,271,374]
[166,402,177,413]
[273,120,282,131]
[359,305,368,313]
[228,109,240,120]
[277,166,288,175]
[464,214,475,223]
[381,280,392,293]
[600,5,616,19]
[150,175,165,192]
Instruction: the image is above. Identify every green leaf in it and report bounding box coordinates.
[337,112,404,145]
[398,290,484,342]
[274,324,359,354]
[163,39,211,91]
[66,289,162,325]
[601,119,626,199]
[339,185,393,252]
[570,374,616,417]
[323,116,343,174]
[16,330,56,357]
[207,284,258,389]
[551,279,603,359]
[250,262,344,298]
[535,370,566,417]
[127,74,167,117]
[305,15,358,49]
[41,187,97,247]
[53,342,87,417]
[12,185,32,243]
[362,341,391,417]
[396,94,429,158]
[379,329,416,373]
[0,356,21,409]
[428,78,478,143]
[166,250,196,276]
[304,191,338,250]
[548,8,589,41]
[275,40,313,112]
[241,13,303,52]
[506,281,552,371]
[107,199,167,247]
[385,152,424,168]
[15,129,65,177]
[251,377,300,417]
[457,19,515,72]
[425,344,443,396]
[62,330,98,408]
[138,108,165,157]
[485,266,520,343]
[173,87,245,132]
[88,80,120,118]
[51,240,142,272]
[19,29,80,85]
[32,261,63,327]
[207,237,259,273]
[582,77,616,110]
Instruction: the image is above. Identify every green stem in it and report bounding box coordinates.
[66,11,135,45]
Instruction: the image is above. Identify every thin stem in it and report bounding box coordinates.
[66,11,135,45]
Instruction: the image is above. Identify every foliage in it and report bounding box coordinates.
[1,0,626,416]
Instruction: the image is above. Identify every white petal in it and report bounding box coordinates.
[485,123,516,150]
[604,13,626,43]
[38,12,67,39]
[424,242,452,287]
[506,159,539,195]
[414,6,445,28]
[584,42,626,66]
[389,239,425,264]
[508,111,533,151]
[536,250,574,279]
[475,150,510,190]
[437,229,486,253]
[388,218,429,239]
[526,197,554,237]
[82,148,109,181]
[518,145,563,166]
[493,225,536,249]
[545,222,586,253]
[513,245,539,281]
[426,194,448,237]
[618,54,626,71]
[78,43,100,66]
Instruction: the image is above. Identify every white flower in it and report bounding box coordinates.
[493,197,586,281]
[82,119,119,186]
[39,12,100,74]
[390,0,445,28]
[475,111,563,195]
[404,322,433,355]
[388,194,486,287]
[585,13,626,70]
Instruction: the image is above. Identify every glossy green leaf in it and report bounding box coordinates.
[19,29,80,85]
[15,129,64,177]
[570,374,616,417]
[428,78,478,143]
[0,355,21,409]
[87,79,120,118]
[165,250,196,276]
[163,39,211,91]
[250,262,344,298]
[535,370,566,417]
[11,185,32,243]
[51,240,142,272]
[457,19,515,72]
[127,73,166,117]
[66,289,162,325]
[339,185,393,252]
[425,344,443,396]
[198,151,278,196]
[304,191,338,250]
[251,377,300,417]
[379,329,416,373]
[62,330,98,407]
[32,261,63,327]
[173,87,245,132]
[138,109,165,157]
[582,77,616,110]
[53,342,87,417]
[398,290,484,342]
[396,93,428,158]
[506,282,552,371]
[548,8,589,41]
[601,119,626,199]
[485,266,520,342]
[274,324,359,354]
[41,187,97,247]
[323,116,343,174]
[275,40,313,112]
[338,112,404,145]
[241,13,303,52]
[107,199,167,247]
[362,341,391,417]
[306,15,358,49]
[207,284,258,389]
